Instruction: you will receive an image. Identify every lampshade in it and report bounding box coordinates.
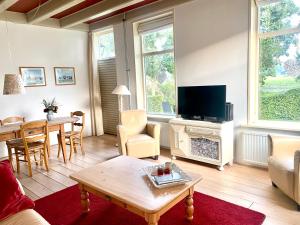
[3,74,25,95]
[112,85,131,96]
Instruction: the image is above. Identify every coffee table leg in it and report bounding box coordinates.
[79,184,90,213]
[185,188,194,221]
[145,214,159,225]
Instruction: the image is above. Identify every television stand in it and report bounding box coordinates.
[169,118,234,171]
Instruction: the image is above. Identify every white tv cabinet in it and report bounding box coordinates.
[169,118,234,171]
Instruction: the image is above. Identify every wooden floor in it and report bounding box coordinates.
[11,135,299,225]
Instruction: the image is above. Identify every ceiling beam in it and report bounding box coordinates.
[27,0,85,24]
[0,0,18,14]
[0,11,89,32]
[60,0,143,28]
[89,0,194,30]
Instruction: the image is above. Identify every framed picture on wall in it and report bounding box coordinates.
[19,67,46,87]
[54,67,76,85]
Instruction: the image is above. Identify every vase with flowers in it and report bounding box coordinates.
[42,98,58,121]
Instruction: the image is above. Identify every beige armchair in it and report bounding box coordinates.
[268,135,300,211]
[117,110,160,159]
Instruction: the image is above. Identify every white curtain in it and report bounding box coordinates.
[88,31,104,136]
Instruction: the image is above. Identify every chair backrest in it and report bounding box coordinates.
[71,111,85,134]
[20,120,48,145]
[1,116,25,126]
[268,134,300,158]
[120,110,147,136]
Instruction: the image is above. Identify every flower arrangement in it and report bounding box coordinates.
[42,98,58,113]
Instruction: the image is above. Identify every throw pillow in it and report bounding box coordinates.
[0,160,35,221]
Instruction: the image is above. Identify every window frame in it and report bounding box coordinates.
[139,24,176,117]
[249,0,300,129]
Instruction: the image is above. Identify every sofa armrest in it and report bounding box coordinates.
[295,150,300,204]
[0,209,50,225]
[117,125,128,156]
[269,135,300,157]
[146,122,160,141]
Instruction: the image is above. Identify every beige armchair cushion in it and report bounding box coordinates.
[117,110,160,158]
[268,135,300,207]
[126,134,157,158]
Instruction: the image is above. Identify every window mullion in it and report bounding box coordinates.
[142,49,174,57]
[259,27,300,39]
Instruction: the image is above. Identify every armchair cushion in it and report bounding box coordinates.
[0,160,35,221]
[127,134,155,143]
[126,134,156,158]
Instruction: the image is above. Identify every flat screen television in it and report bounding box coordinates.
[178,85,226,122]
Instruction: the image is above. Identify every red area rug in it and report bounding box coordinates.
[34,185,265,225]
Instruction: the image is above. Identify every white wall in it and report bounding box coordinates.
[174,0,249,125]
[0,22,91,156]
[110,0,249,148]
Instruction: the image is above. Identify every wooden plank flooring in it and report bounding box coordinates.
[9,135,299,225]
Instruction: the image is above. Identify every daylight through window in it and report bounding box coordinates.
[257,0,300,122]
[95,29,116,60]
[141,25,176,116]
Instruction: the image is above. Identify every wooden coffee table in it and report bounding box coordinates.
[70,156,202,225]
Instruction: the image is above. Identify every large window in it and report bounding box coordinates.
[141,25,176,115]
[94,28,115,60]
[256,0,300,122]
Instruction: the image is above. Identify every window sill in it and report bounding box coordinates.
[241,121,300,132]
[147,114,176,123]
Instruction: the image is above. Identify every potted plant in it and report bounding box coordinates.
[42,98,58,121]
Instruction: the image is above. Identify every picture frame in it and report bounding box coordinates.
[54,67,76,85]
[19,67,46,87]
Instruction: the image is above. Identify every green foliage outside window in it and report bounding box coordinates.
[258,0,300,121]
[142,26,176,115]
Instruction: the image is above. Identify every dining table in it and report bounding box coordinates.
[0,117,78,163]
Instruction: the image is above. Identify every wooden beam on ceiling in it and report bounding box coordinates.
[89,0,194,30]
[0,0,18,14]
[27,0,85,24]
[60,0,143,28]
[0,11,89,32]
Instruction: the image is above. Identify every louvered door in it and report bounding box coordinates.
[98,58,118,135]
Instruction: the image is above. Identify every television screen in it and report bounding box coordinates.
[178,85,226,121]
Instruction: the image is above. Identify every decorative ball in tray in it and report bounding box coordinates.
[143,162,192,188]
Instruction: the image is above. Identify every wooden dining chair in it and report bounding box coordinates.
[1,116,25,126]
[7,120,49,177]
[2,116,25,170]
[57,111,85,160]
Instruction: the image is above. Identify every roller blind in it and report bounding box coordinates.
[137,14,173,34]
[98,58,118,135]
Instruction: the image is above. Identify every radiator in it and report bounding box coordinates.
[239,132,270,167]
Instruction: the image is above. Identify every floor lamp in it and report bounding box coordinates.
[112,85,131,124]
[112,85,130,147]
